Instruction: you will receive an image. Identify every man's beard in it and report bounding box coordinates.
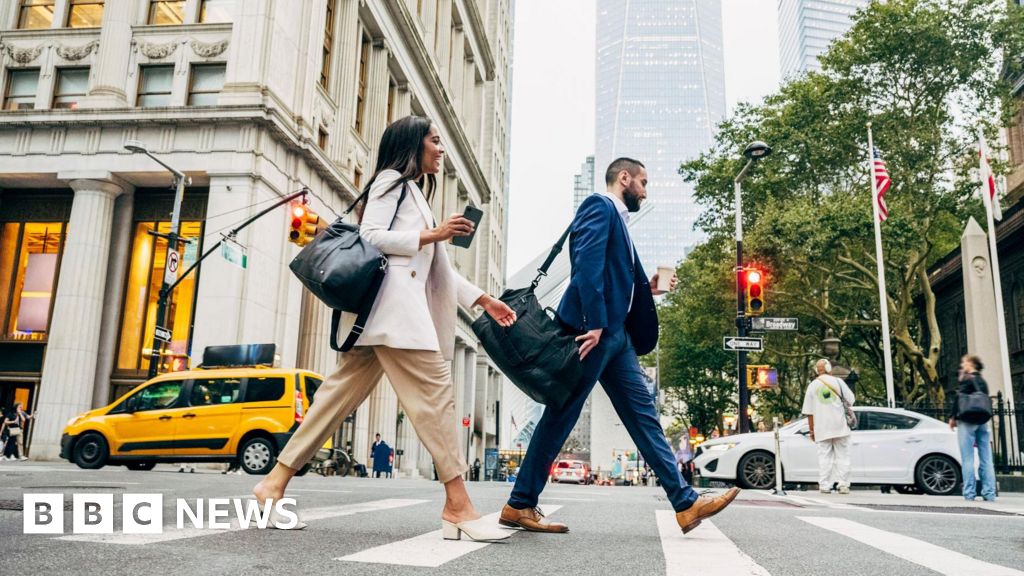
[624,190,642,212]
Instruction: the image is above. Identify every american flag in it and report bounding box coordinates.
[873,147,891,222]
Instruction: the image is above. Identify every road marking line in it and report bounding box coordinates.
[337,505,563,567]
[655,511,770,576]
[797,516,1024,576]
[539,497,594,502]
[785,495,865,510]
[56,498,429,545]
[69,481,141,485]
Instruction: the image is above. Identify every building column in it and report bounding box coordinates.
[394,83,412,118]
[92,191,134,408]
[296,289,337,377]
[449,25,465,111]
[83,0,136,107]
[218,0,272,106]
[34,174,126,459]
[364,39,391,168]
[434,0,453,82]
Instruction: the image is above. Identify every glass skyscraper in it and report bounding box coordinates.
[573,155,595,211]
[595,0,726,268]
[778,0,869,79]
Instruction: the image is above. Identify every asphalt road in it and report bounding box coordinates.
[2,461,1023,576]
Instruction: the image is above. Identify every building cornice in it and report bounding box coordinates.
[0,105,358,204]
[382,0,491,204]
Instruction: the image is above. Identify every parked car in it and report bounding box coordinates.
[550,459,591,484]
[61,365,323,475]
[693,407,962,495]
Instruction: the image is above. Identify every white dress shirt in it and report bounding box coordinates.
[598,191,634,312]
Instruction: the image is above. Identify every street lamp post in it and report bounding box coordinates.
[734,141,771,434]
[124,141,189,379]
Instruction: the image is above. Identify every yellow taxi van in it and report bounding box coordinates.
[59,344,324,475]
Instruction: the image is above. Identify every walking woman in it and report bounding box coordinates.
[254,115,516,541]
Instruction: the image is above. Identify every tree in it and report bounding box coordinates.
[671,0,1024,406]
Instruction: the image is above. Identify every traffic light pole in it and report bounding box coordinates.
[146,173,187,379]
[146,189,308,378]
[735,162,753,435]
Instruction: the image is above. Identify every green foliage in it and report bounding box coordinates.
[661,0,1024,421]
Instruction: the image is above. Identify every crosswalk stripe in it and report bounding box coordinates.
[337,505,563,567]
[655,511,771,576]
[784,494,864,510]
[797,516,1024,576]
[56,498,428,545]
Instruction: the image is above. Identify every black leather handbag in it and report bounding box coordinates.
[289,183,406,352]
[472,225,584,410]
[957,376,993,424]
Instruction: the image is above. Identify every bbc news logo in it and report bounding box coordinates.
[23,494,299,533]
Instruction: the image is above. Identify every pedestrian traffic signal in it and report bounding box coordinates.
[745,268,765,316]
[747,364,777,389]
[288,203,320,246]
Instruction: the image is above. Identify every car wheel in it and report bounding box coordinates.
[239,437,276,475]
[737,451,776,490]
[915,455,960,496]
[125,461,156,471]
[72,433,109,470]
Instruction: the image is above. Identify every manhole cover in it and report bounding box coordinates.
[856,504,1021,516]
[26,486,127,490]
[0,499,74,511]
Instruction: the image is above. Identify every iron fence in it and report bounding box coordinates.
[899,393,1022,474]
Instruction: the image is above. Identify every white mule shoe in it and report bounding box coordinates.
[442,518,511,542]
[249,502,307,530]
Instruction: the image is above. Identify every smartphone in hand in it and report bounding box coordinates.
[452,205,484,248]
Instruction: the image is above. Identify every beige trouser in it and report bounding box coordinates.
[277,346,468,483]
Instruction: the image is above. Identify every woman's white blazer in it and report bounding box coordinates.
[338,169,483,361]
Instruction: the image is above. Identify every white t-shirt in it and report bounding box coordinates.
[801,375,855,442]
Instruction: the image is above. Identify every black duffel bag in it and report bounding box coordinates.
[957,376,993,424]
[289,183,406,352]
[472,226,583,410]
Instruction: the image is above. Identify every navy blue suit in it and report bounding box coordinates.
[508,194,699,512]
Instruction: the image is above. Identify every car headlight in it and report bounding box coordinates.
[705,443,737,452]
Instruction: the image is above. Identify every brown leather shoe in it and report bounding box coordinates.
[498,504,569,533]
[674,487,740,534]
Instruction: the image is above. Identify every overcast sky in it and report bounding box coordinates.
[506,0,780,274]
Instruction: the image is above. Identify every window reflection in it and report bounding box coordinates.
[116,221,202,374]
[0,222,64,341]
[148,0,185,25]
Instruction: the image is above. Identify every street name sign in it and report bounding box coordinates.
[221,241,248,269]
[723,337,763,352]
[750,317,799,331]
[154,326,172,342]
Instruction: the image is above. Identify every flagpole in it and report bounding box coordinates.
[867,123,896,408]
[980,130,1018,451]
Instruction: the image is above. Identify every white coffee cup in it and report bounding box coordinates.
[656,266,675,292]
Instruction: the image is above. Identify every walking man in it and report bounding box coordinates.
[802,359,855,494]
[500,158,739,535]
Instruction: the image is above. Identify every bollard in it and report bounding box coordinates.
[772,421,786,496]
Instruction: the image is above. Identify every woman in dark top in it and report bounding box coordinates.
[948,355,997,501]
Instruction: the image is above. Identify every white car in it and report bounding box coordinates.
[693,407,962,495]
[550,459,592,484]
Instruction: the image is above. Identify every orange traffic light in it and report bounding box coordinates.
[288,203,319,246]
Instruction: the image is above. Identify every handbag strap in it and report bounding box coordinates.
[330,183,409,352]
[817,377,847,405]
[532,224,573,289]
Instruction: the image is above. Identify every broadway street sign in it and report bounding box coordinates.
[750,317,800,331]
[723,337,763,352]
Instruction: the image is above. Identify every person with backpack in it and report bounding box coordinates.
[949,354,997,502]
[802,359,856,494]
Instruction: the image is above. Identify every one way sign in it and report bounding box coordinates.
[723,337,763,352]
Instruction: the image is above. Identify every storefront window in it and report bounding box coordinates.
[0,222,65,341]
[116,221,202,374]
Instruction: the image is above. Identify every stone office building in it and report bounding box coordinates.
[0,0,513,477]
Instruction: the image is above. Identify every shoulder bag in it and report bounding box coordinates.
[957,375,993,424]
[819,377,858,430]
[289,183,407,352]
[471,225,584,410]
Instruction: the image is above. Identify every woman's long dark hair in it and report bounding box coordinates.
[357,115,436,221]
